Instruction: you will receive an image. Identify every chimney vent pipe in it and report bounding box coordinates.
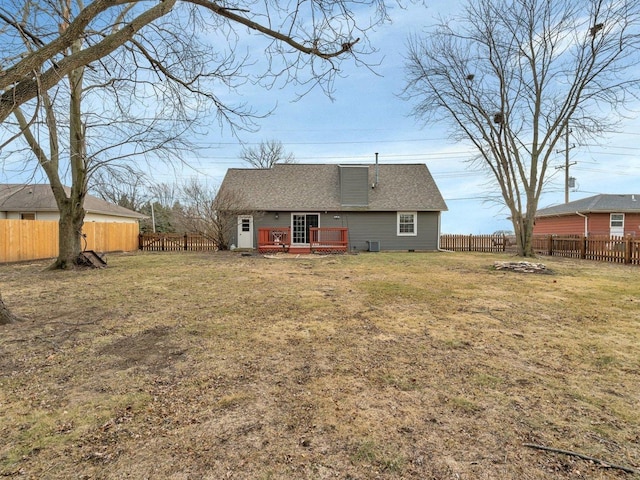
[374,152,379,188]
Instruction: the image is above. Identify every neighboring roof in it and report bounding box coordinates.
[219,163,448,211]
[0,184,146,219]
[536,194,640,217]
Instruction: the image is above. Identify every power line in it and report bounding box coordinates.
[189,129,640,149]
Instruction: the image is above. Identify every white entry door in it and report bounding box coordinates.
[237,215,254,249]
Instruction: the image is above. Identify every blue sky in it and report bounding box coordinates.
[2,0,639,234]
[165,0,640,234]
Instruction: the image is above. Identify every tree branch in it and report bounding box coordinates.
[188,0,360,60]
[523,443,639,475]
[0,0,178,123]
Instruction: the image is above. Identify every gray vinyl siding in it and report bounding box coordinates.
[252,212,345,234]
[251,210,441,251]
[342,211,441,251]
[339,166,369,206]
[254,212,290,230]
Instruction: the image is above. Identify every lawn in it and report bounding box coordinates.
[0,251,639,479]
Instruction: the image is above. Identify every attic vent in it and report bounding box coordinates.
[367,240,380,252]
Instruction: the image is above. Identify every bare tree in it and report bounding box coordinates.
[148,183,180,210]
[240,139,296,168]
[0,0,387,124]
[137,182,182,233]
[179,179,251,249]
[1,0,385,264]
[403,0,640,256]
[0,0,388,319]
[8,0,197,268]
[12,15,88,269]
[91,169,150,212]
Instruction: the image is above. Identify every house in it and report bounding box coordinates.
[217,163,448,253]
[534,194,640,237]
[0,184,146,223]
[1,184,147,263]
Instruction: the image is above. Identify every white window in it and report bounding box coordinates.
[397,212,417,236]
[610,213,624,236]
[610,213,624,228]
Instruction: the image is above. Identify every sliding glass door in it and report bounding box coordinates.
[292,213,319,244]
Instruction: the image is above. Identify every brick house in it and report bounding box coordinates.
[534,194,640,237]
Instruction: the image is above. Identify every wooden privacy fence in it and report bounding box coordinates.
[532,235,640,265]
[439,233,639,265]
[440,234,513,253]
[0,219,140,263]
[138,233,217,252]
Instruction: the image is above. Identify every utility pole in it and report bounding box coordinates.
[151,202,156,233]
[556,120,577,203]
[564,121,571,203]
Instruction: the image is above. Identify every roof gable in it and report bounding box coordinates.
[218,163,448,212]
[536,194,640,217]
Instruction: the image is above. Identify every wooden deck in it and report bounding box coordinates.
[258,227,348,254]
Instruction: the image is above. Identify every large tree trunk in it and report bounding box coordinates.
[48,49,87,271]
[0,294,19,325]
[513,212,536,257]
[50,198,85,270]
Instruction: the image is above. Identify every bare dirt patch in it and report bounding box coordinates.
[1,251,639,479]
[99,325,185,373]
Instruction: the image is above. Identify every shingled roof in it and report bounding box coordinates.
[0,184,146,219]
[536,194,640,217]
[219,163,448,212]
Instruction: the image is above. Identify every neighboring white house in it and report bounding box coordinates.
[0,184,145,223]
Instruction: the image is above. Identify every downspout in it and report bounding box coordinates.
[576,211,588,236]
[437,211,454,252]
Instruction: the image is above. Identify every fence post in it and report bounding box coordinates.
[547,235,553,256]
[581,235,587,259]
[625,235,632,264]
[184,233,188,251]
[468,234,472,252]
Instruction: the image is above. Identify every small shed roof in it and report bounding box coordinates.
[0,184,146,219]
[219,163,448,212]
[536,194,640,217]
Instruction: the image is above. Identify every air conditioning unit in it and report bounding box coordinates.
[367,240,380,252]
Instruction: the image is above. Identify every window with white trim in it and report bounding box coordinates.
[397,212,417,236]
[610,213,624,228]
[610,213,625,236]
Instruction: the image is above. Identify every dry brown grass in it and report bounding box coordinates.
[1,251,639,479]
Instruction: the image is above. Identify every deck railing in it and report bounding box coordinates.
[257,227,292,253]
[310,227,348,253]
[258,226,348,253]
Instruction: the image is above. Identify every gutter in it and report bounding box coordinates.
[575,211,588,236]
